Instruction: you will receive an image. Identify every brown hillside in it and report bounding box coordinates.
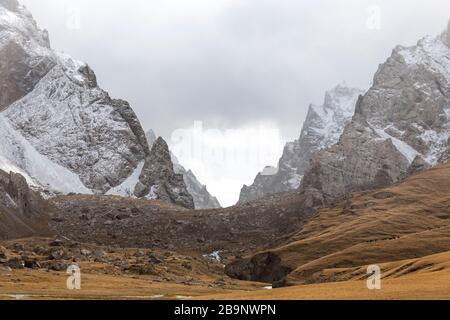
[226,164,450,285]
[201,250,450,300]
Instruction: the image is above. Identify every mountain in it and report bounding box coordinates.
[145,130,221,209]
[299,21,450,207]
[0,0,193,207]
[238,84,364,204]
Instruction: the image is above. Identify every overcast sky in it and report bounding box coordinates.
[20,0,450,206]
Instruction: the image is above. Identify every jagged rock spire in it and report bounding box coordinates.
[134,137,195,209]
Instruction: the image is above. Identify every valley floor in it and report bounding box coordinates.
[2,250,450,300]
[0,268,264,300]
[1,266,450,300]
[4,165,450,300]
[200,271,450,300]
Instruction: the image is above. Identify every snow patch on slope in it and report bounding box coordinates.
[0,114,91,194]
[420,128,450,165]
[308,84,364,150]
[106,161,145,197]
[399,35,450,84]
[373,127,419,164]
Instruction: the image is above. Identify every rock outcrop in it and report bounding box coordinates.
[239,84,364,204]
[225,252,292,283]
[0,0,54,111]
[146,130,221,209]
[0,169,51,239]
[135,137,195,209]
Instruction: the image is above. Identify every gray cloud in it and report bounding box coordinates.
[20,0,450,139]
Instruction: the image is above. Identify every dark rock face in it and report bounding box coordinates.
[225,252,292,283]
[114,99,150,157]
[135,137,195,209]
[49,191,309,257]
[0,169,51,239]
[0,1,54,111]
[0,42,54,111]
[5,172,38,217]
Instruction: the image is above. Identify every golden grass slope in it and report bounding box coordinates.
[202,249,450,300]
[237,164,450,285]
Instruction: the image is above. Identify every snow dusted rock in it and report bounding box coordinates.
[107,129,218,209]
[4,65,149,193]
[134,137,195,209]
[0,1,196,209]
[0,1,194,207]
[238,84,364,204]
[300,23,450,206]
[0,0,53,111]
[0,114,91,194]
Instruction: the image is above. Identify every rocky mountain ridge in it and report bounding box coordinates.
[299,22,450,207]
[0,0,195,208]
[239,84,364,204]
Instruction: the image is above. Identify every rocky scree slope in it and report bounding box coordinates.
[49,191,310,258]
[239,84,363,204]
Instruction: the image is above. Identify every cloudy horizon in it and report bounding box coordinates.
[19,0,450,206]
